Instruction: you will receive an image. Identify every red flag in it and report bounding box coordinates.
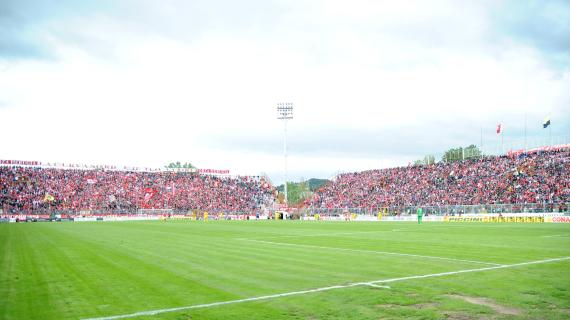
[496,123,502,134]
[143,188,157,202]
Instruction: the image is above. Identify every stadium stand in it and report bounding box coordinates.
[0,167,276,214]
[2,149,568,216]
[309,150,569,209]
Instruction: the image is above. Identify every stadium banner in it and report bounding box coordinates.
[246,215,269,220]
[301,215,444,222]
[103,215,160,222]
[69,215,161,222]
[548,216,570,223]
[508,143,570,157]
[382,216,444,222]
[445,216,545,223]
[458,213,564,217]
[353,215,379,221]
[0,159,42,166]
[72,217,98,222]
[197,168,230,175]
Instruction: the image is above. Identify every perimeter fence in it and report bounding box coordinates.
[300,202,569,217]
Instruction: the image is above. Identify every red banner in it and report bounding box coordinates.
[552,216,570,223]
[198,168,230,175]
[0,160,41,166]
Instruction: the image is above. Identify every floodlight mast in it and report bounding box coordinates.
[277,102,293,207]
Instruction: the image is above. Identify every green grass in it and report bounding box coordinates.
[1,220,569,319]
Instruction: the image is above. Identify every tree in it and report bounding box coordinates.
[424,154,436,164]
[306,178,329,191]
[442,147,463,163]
[165,161,195,169]
[276,179,314,205]
[442,145,482,163]
[464,144,482,159]
[413,154,435,165]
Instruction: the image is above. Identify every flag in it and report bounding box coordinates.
[43,193,55,202]
[496,123,502,134]
[143,188,157,203]
[543,117,551,129]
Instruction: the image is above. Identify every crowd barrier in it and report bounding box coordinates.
[2,211,569,223]
[300,211,569,223]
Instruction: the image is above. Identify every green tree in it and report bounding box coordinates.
[277,179,313,205]
[464,144,482,159]
[413,154,435,165]
[442,145,482,163]
[442,147,463,163]
[166,161,195,169]
[306,178,329,191]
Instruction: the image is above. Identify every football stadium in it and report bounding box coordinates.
[1,1,570,320]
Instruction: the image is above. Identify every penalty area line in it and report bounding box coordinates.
[82,256,570,320]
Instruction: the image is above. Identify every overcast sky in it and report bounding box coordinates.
[1,0,569,184]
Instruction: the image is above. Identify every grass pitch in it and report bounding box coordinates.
[1,220,569,319]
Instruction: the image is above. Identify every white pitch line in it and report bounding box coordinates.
[263,230,390,239]
[364,284,391,289]
[542,234,570,238]
[364,256,570,285]
[83,256,570,320]
[240,239,502,266]
[234,230,390,241]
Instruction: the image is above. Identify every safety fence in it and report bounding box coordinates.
[301,203,569,217]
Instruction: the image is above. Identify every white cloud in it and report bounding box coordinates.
[0,0,569,184]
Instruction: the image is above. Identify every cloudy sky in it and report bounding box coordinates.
[1,0,569,184]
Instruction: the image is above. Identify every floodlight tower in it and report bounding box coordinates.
[277,102,293,206]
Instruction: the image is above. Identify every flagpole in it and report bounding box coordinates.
[524,113,527,151]
[501,128,505,155]
[480,127,483,157]
[548,117,552,146]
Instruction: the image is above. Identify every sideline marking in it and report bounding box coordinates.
[364,284,391,289]
[240,239,502,266]
[83,256,570,320]
[542,234,570,238]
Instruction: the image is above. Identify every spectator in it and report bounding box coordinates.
[0,167,276,214]
[309,149,569,209]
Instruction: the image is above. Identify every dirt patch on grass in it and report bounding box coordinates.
[447,295,521,316]
[442,311,483,320]
[411,302,439,309]
[375,302,439,310]
[375,304,399,308]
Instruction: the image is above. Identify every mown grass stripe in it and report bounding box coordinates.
[83,256,570,320]
[239,239,503,266]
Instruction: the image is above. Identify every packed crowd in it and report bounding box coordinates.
[310,150,570,209]
[0,167,276,214]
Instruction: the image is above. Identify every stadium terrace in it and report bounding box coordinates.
[0,166,276,215]
[1,149,568,217]
[309,149,569,210]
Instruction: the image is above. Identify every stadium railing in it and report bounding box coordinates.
[301,202,569,217]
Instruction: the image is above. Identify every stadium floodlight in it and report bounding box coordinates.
[277,102,293,206]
